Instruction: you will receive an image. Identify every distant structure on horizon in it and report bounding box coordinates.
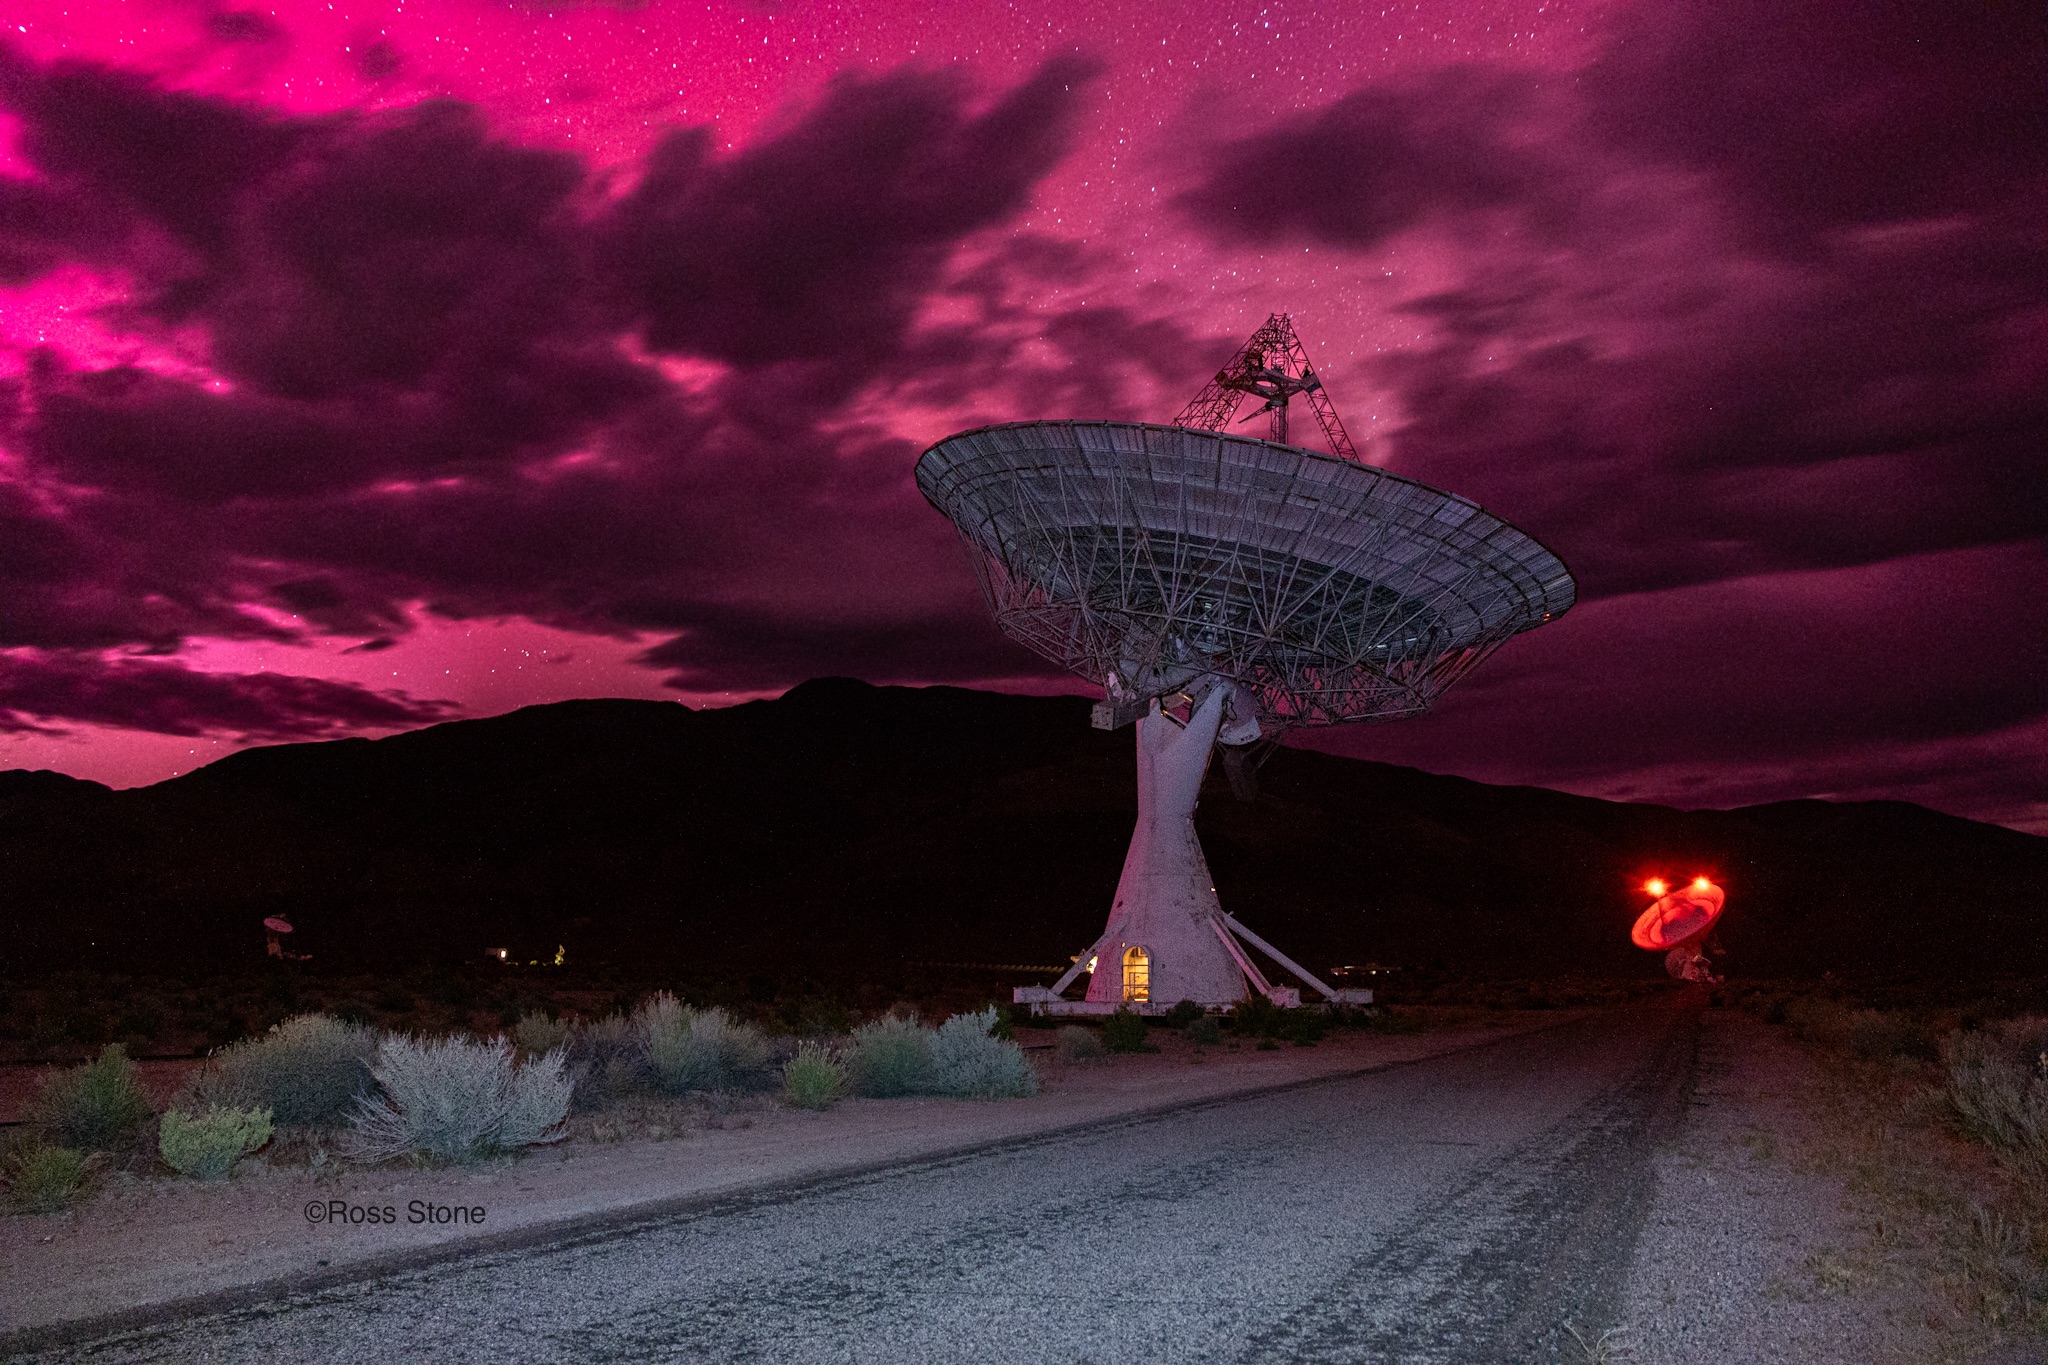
[1631,876,1727,983]
[916,314,1576,1014]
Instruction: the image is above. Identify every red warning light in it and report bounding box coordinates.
[1644,878,1667,897]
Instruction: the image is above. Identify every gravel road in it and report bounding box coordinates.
[42,1003,1697,1365]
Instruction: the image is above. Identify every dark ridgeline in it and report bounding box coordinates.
[1,678,2042,982]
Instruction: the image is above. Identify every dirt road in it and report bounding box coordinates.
[37,1003,1696,1364]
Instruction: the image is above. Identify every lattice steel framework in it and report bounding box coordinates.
[1173,313,1360,463]
[915,420,1575,732]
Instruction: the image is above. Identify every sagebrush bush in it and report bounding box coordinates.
[1102,1008,1152,1053]
[1943,1030,2048,1177]
[159,1106,274,1179]
[32,1044,153,1151]
[1782,999,1932,1061]
[1161,1000,1205,1029]
[1055,1025,1102,1061]
[569,1013,651,1110]
[511,1011,571,1059]
[846,1016,935,1097]
[928,1008,1037,1099]
[4,1142,97,1214]
[782,1042,847,1110]
[347,1035,570,1164]
[1186,1016,1223,1046]
[191,1014,378,1126]
[638,994,772,1096]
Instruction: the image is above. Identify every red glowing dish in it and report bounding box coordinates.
[263,916,295,934]
[1630,880,1724,951]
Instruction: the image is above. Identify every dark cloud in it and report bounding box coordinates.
[1585,0,2048,242]
[603,56,1100,386]
[1174,1,2048,603]
[1176,66,1561,250]
[633,605,1035,693]
[0,650,454,739]
[1303,542,2048,829]
[206,10,287,46]
[0,50,1098,737]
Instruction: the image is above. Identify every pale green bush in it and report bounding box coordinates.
[32,1044,152,1151]
[569,1013,650,1110]
[4,1142,97,1214]
[1055,1025,1102,1062]
[160,1106,274,1179]
[782,1042,847,1110]
[192,1014,378,1126]
[638,994,773,1096]
[511,1011,571,1059]
[929,1007,1037,1099]
[347,1036,570,1164]
[846,1016,935,1097]
[1944,1030,2048,1177]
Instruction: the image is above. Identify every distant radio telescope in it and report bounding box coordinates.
[1631,877,1726,983]
[915,314,1576,1014]
[263,915,309,961]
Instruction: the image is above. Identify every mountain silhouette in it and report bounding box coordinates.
[3,679,2042,983]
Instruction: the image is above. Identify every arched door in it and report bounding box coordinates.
[1122,946,1151,1003]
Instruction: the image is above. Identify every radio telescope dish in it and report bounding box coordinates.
[916,314,1576,1014]
[1631,878,1726,982]
[263,915,308,961]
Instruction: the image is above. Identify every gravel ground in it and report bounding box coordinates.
[1614,1008,1965,1365]
[30,1002,1696,1365]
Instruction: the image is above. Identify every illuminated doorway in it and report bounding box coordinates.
[1123,946,1151,1003]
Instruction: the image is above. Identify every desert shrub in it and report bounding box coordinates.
[347,1035,570,1165]
[511,1010,572,1060]
[4,1142,97,1214]
[1102,1008,1153,1053]
[1782,1000,1932,1061]
[1360,1006,1424,1035]
[569,1013,650,1110]
[928,1008,1038,1099]
[1186,1016,1223,1046]
[846,1016,935,1098]
[1055,1025,1102,1061]
[1943,1030,2048,1177]
[32,1044,153,1151]
[159,1106,274,1180]
[984,1005,1017,1041]
[782,1042,847,1110]
[637,994,773,1095]
[192,1014,378,1126]
[1161,1000,1205,1029]
[1223,997,1326,1045]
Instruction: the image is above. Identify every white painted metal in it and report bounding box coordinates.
[1076,688,1252,1006]
[1223,914,1374,1006]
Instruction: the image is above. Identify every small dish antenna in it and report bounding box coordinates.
[1631,877,1725,982]
[263,915,309,961]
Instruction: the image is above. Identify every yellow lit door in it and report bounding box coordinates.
[1123,946,1150,1003]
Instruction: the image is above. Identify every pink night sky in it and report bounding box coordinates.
[0,0,2042,832]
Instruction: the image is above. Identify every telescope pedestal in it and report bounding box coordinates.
[1082,688,1246,1007]
[1016,687,1371,1014]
